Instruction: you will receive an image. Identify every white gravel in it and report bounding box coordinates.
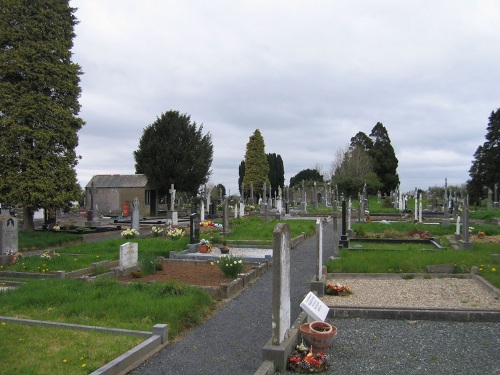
[193,247,273,259]
[322,277,500,310]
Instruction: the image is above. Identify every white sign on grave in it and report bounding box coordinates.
[120,242,138,269]
[300,291,329,322]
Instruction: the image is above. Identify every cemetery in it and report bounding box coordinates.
[0,186,499,374]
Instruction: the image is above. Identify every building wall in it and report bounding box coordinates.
[86,187,153,217]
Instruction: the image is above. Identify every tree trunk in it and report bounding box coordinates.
[22,207,35,231]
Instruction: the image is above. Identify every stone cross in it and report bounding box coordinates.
[249,182,254,205]
[169,184,176,211]
[89,181,98,211]
[131,197,140,232]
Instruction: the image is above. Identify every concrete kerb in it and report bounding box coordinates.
[0,316,168,375]
[257,271,500,373]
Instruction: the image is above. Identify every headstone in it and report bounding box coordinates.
[44,208,57,230]
[119,242,138,270]
[200,199,205,222]
[487,188,493,211]
[414,189,418,222]
[239,201,245,217]
[189,213,200,244]
[418,193,423,223]
[206,186,211,213]
[223,199,229,234]
[313,182,318,209]
[459,195,473,249]
[234,202,238,219]
[332,209,339,257]
[300,181,307,212]
[209,201,216,215]
[271,223,291,345]
[167,184,178,225]
[377,190,382,204]
[130,197,140,231]
[316,219,323,281]
[249,182,254,205]
[0,215,18,255]
[268,185,272,207]
[340,195,348,248]
[261,183,267,213]
[87,181,98,223]
[495,183,499,208]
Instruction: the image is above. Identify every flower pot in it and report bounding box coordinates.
[219,246,230,254]
[199,244,209,253]
[299,321,337,353]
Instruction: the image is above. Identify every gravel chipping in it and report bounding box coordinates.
[322,278,500,310]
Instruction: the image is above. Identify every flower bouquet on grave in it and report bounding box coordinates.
[151,226,164,237]
[121,229,139,239]
[166,227,184,240]
[216,254,244,278]
[325,282,351,296]
[288,340,329,373]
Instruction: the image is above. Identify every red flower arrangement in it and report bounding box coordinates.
[325,283,351,296]
[288,341,329,373]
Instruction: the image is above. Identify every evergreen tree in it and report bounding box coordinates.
[350,131,373,152]
[0,0,84,230]
[467,108,500,204]
[369,122,399,194]
[134,111,213,200]
[238,160,245,195]
[243,129,269,194]
[267,153,285,194]
[289,169,323,187]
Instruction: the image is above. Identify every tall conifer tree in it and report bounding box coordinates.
[243,130,269,195]
[369,122,399,194]
[0,0,84,230]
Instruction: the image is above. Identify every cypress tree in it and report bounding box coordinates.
[243,130,269,194]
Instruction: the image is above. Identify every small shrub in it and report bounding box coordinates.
[382,228,400,239]
[354,225,366,238]
[382,197,393,208]
[139,254,160,275]
[156,280,188,296]
[217,254,244,278]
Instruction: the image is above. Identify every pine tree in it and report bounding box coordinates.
[467,108,500,203]
[369,122,399,194]
[243,130,269,195]
[0,0,84,230]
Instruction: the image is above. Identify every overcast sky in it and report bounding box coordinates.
[71,0,500,196]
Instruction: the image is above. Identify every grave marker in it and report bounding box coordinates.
[0,215,18,255]
[130,197,140,232]
[119,242,138,270]
[300,291,329,322]
[167,183,178,225]
[272,223,291,345]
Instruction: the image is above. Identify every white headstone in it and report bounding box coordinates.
[131,197,140,231]
[119,242,138,269]
[200,199,205,222]
[239,201,245,217]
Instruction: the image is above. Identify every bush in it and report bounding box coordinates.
[382,196,394,208]
[217,254,244,278]
[139,254,161,275]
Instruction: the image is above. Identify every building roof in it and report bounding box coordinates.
[86,174,149,188]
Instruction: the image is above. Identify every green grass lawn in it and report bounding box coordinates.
[2,215,499,374]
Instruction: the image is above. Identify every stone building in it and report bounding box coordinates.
[85,174,159,217]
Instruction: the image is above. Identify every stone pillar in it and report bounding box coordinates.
[223,199,230,235]
[459,195,473,249]
[340,195,348,248]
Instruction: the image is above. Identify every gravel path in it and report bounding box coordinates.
[128,223,500,375]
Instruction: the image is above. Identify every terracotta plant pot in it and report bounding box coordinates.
[299,321,338,353]
[199,244,209,253]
